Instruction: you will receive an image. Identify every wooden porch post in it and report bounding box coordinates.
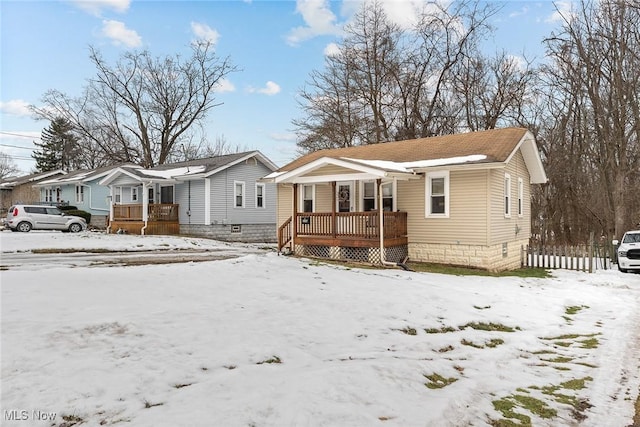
[292,183,298,250]
[331,181,336,238]
[378,178,383,252]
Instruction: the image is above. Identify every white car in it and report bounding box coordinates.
[614,230,640,273]
[5,204,87,233]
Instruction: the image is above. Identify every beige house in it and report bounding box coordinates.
[262,128,547,271]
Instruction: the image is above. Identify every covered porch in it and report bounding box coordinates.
[108,203,179,235]
[266,157,418,264]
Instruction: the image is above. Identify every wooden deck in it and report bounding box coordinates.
[279,211,407,251]
[109,203,179,235]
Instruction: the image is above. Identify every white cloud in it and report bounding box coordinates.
[101,20,142,48]
[546,1,575,23]
[214,78,236,94]
[71,0,130,16]
[0,100,32,117]
[323,42,340,57]
[191,22,220,45]
[248,81,281,96]
[286,0,344,45]
[509,6,529,19]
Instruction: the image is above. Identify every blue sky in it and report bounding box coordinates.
[0,0,567,174]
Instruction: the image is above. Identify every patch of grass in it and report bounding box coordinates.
[407,262,550,278]
[574,361,598,368]
[491,398,531,426]
[511,394,557,418]
[474,305,491,310]
[257,356,282,365]
[532,349,555,355]
[578,338,599,349]
[461,338,484,349]
[540,333,599,340]
[541,356,573,363]
[486,338,505,348]
[400,327,417,335]
[554,341,572,347]
[437,345,455,353]
[223,365,236,370]
[59,414,85,427]
[565,305,589,315]
[460,322,516,332]
[561,377,592,390]
[425,326,457,334]
[424,373,458,389]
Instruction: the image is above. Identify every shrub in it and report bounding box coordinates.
[65,209,91,223]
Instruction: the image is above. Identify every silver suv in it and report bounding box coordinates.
[6,205,87,233]
[614,230,640,273]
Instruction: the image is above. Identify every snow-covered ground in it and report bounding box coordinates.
[1,231,639,427]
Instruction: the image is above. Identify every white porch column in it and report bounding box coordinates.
[204,178,211,225]
[142,183,149,222]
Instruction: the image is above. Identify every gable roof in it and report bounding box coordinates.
[34,163,140,187]
[0,170,66,189]
[268,128,547,184]
[99,151,278,185]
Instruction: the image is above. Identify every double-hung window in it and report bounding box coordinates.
[517,178,523,217]
[234,181,245,208]
[504,173,512,217]
[301,184,314,213]
[426,171,449,217]
[362,181,394,211]
[131,187,138,202]
[255,183,265,208]
[45,188,53,202]
[75,185,84,203]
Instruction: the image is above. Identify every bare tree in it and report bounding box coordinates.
[32,41,238,168]
[0,152,20,179]
[541,0,640,240]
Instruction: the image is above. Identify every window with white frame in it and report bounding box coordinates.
[363,182,376,211]
[255,183,265,208]
[517,177,523,217]
[504,173,511,217]
[115,187,121,203]
[45,188,53,202]
[131,187,139,202]
[426,171,449,217]
[75,185,84,203]
[301,184,314,213]
[362,181,394,211]
[234,181,245,208]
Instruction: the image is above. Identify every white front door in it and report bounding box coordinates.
[336,181,354,212]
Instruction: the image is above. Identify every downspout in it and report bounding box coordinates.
[378,178,409,270]
[141,182,152,236]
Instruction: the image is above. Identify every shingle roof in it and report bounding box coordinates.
[151,151,267,174]
[280,128,530,172]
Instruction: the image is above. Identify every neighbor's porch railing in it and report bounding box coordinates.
[112,203,179,222]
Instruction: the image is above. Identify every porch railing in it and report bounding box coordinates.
[112,203,178,222]
[295,211,407,240]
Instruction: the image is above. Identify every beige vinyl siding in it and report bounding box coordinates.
[277,183,293,228]
[314,183,333,212]
[400,170,489,246]
[489,150,531,245]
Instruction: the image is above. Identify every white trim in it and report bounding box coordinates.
[75,184,85,203]
[131,186,139,202]
[504,173,512,218]
[335,181,355,212]
[204,178,211,225]
[255,183,266,209]
[234,181,245,208]
[360,180,396,211]
[203,151,278,178]
[517,177,524,217]
[299,184,315,213]
[425,171,449,218]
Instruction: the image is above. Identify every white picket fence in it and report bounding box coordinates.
[521,240,615,272]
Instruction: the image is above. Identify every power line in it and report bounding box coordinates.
[0,143,34,150]
[0,131,41,139]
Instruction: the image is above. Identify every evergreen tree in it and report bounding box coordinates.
[32,118,79,172]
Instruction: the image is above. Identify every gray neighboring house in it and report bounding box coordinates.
[33,164,139,228]
[0,170,66,214]
[99,151,278,242]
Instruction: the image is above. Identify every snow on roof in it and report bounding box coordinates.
[138,165,206,179]
[342,154,488,172]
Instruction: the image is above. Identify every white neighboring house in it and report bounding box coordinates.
[99,151,278,242]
